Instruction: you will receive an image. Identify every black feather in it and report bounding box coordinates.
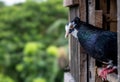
[72,17,117,65]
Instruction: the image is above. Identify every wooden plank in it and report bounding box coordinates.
[110,0,117,32]
[79,0,87,82]
[63,0,79,7]
[79,47,87,82]
[68,1,87,82]
[97,68,118,82]
[94,8,103,82]
[88,0,96,82]
[79,0,86,21]
[117,0,120,82]
[88,0,95,24]
[99,0,107,14]
[95,10,103,28]
[63,0,72,7]
[69,6,80,82]
[95,10,103,82]
[99,0,108,30]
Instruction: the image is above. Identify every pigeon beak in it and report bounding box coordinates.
[65,31,69,38]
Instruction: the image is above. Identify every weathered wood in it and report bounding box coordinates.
[63,0,79,7]
[97,68,118,82]
[64,0,119,82]
[94,10,103,82]
[110,0,117,32]
[117,0,120,82]
[79,47,87,82]
[95,10,103,28]
[105,14,117,22]
[64,72,75,82]
[99,0,107,14]
[99,0,108,30]
[68,1,87,82]
[69,6,80,82]
[88,0,96,82]
[79,0,86,21]
[88,0,95,24]
[79,0,87,82]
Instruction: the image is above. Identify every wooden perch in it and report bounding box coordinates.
[97,68,118,82]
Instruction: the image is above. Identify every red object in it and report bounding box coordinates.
[98,67,116,81]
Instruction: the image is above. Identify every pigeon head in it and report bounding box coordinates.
[65,17,80,38]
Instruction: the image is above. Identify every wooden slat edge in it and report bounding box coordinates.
[63,0,79,7]
[117,0,120,81]
[88,0,96,82]
[79,0,87,82]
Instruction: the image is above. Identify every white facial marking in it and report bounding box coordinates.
[65,22,74,32]
[65,24,69,38]
[65,24,69,33]
[72,22,76,27]
[65,22,78,38]
[71,29,78,39]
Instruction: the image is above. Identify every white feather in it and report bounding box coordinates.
[71,29,78,39]
[65,22,78,39]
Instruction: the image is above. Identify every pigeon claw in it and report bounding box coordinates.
[98,66,117,81]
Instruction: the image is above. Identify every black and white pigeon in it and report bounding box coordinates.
[65,17,117,80]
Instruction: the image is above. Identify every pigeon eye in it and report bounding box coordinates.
[70,25,74,28]
[69,28,74,33]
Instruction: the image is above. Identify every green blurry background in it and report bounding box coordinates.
[0,0,68,82]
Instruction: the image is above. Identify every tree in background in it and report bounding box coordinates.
[0,0,68,82]
[0,1,5,8]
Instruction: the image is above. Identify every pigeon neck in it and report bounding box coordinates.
[71,28,78,39]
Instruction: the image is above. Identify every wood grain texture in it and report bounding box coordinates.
[64,0,119,82]
[99,0,107,14]
[88,0,96,82]
[99,0,108,30]
[69,6,80,82]
[110,0,117,32]
[68,0,88,82]
[79,0,88,82]
[63,0,79,7]
[95,10,103,28]
[117,0,120,82]
[88,0,95,24]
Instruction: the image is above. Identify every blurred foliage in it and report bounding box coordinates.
[0,74,15,82]
[0,0,68,82]
[0,2,5,8]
